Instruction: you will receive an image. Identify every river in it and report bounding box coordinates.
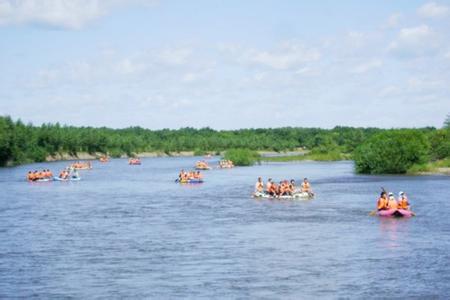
[0,157,449,298]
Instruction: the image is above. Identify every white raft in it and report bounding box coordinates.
[252,191,313,200]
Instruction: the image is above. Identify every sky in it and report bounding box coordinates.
[0,0,449,129]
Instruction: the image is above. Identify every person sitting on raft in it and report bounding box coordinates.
[377,191,389,211]
[301,178,314,196]
[268,181,278,196]
[193,171,203,179]
[279,180,290,196]
[398,191,410,210]
[255,177,264,194]
[289,179,296,193]
[387,192,398,210]
[265,178,273,194]
[59,169,69,179]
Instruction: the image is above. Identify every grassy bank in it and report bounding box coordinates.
[262,151,350,162]
[407,158,450,175]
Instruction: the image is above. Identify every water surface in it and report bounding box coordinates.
[1,158,449,298]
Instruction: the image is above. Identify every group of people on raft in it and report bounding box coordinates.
[195,161,211,170]
[27,169,53,181]
[377,191,411,212]
[57,167,80,180]
[26,167,80,181]
[70,161,92,169]
[129,158,141,165]
[178,169,204,182]
[254,177,314,197]
[219,160,234,168]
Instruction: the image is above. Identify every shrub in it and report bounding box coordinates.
[354,130,429,174]
[224,148,260,166]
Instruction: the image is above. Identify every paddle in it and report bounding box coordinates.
[369,187,387,216]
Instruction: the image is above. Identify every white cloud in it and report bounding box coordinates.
[159,47,193,65]
[350,59,383,74]
[0,0,157,29]
[231,41,320,70]
[399,24,433,41]
[115,58,147,75]
[388,25,439,57]
[418,2,449,18]
[383,13,403,29]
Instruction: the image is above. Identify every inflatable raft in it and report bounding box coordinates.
[377,209,413,218]
[195,166,211,170]
[53,176,81,181]
[253,191,313,200]
[33,178,52,182]
[176,178,204,184]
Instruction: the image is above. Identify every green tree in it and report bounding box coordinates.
[354,130,429,174]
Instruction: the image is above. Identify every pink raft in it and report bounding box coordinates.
[377,209,413,218]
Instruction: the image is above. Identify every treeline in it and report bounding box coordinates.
[1,115,449,174]
[0,115,381,166]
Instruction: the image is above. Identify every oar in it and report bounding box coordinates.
[369,187,386,216]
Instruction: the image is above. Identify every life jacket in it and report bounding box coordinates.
[269,184,278,193]
[387,198,398,210]
[377,197,388,210]
[398,197,409,209]
[302,182,310,191]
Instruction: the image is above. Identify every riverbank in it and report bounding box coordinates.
[261,151,351,162]
[407,159,450,175]
[45,151,199,162]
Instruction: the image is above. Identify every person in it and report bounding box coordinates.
[268,181,278,197]
[301,178,314,196]
[398,191,410,210]
[301,178,310,192]
[27,171,33,181]
[72,169,79,179]
[387,192,398,210]
[279,180,289,196]
[266,178,273,194]
[255,177,264,194]
[377,191,388,211]
[288,179,296,195]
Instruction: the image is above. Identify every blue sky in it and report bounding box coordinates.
[0,0,449,129]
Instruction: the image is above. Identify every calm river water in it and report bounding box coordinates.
[0,157,449,299]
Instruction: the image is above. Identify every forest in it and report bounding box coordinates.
[1,115,449,174]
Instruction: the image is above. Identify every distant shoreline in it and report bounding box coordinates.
[10,151,448,176]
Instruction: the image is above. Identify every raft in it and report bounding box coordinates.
[32,178,52,182]
[72,166,91,170]
[195,166,211,170]
[53,176,81,181]
[177,178,204,184]
[253,191,313,199]
[377,209,413,218]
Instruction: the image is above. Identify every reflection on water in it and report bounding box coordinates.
[378,217,411,249]
[0,158,449,298]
